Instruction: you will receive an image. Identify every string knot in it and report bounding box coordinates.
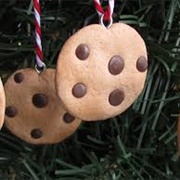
[94,0,115,27]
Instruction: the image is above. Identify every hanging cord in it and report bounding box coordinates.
[94,0,115,28]
[33,0,46,73]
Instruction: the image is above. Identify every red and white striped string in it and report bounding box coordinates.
[94,0,115,27]
[33,0,45,71]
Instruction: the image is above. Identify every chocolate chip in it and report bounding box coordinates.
[31,129,42,139]
[32,93,48,108]
[5,106,17,117]
[75,44,90,60]
[63,113,75,123]
[72,83,87,98]
[108,55,124,75]
[136,56,148,72]
[14,72,24,83]
[109,89,124,106]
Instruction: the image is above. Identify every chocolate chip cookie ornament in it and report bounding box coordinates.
[0,78,5,129]
[4,68,81,144]
[56,22,148,121]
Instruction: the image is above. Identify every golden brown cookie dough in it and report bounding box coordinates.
[0,78,5,129]
[4,68,81,144]
[56,23,148,121]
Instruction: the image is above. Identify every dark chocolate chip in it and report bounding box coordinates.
[108,55,124,75]
[136,56,148,72]
[75,44,90,60]
[5,106,17,118]
[72,83,87,98]
[63,113,75,123]
[31,129,42,139]
[14,72,24,83]
[109,89,124,106]
[32,93,48,108]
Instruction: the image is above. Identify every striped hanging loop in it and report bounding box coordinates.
[94,0,115,27]
[33,0,46,73]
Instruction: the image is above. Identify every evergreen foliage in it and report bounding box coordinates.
[0,0,180,179]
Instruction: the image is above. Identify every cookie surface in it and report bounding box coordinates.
[0,78,5,129]
[56,23,148,121]
[4,68,81,144]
